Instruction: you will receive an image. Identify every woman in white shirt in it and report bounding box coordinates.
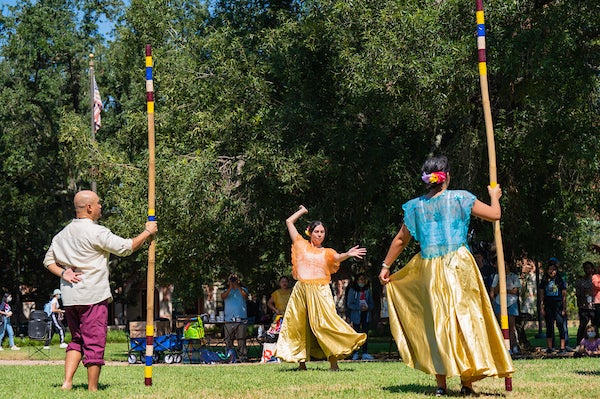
[490,261,522,354]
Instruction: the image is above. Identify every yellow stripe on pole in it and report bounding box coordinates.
[476,11,485,24]
[147,102,154,114]
[500,314,509,330]
[146,56,152,67]
[144,366,153,378]
[479,62,487,76]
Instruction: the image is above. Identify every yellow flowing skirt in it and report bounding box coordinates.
[275,281,366,362]
[387,246,514,380]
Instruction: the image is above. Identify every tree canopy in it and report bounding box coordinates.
[0,0,598,309]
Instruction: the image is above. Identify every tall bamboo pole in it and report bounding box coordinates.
[475,0,512,391]
[89,53,97,193]
[144,44,156,387]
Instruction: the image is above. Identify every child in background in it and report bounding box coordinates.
[576,324,600,356]
[0,293,20,350]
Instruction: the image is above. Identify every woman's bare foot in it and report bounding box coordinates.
[61,382,72,390]
[460,378,477,396]
[328,355,339,371]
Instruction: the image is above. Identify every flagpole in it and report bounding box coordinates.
[475,0,512,391]
[144,44,156,387]
[89,53,97,193]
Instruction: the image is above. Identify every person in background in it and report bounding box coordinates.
[490,260,521,355]
[347,273,375,361]
[43,190,157,391]
[472,243,496,292]
[44,289,68,349]
[379,155,513,397]
[516,257,537,351]
[592,264,600,331]
[539,258,568,354]
[558,260,574,351]
[575,262,596,344]
[275,205,367,371]
[262,276,292,344]
[333,279,349,318]
[221,273,249,362]
[575,324,600,356]
[0,293,20,350]
[267,276,292,317]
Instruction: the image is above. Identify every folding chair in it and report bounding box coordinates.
[28,310,51,359]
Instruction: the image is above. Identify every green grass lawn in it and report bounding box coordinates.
[1,328,598,398]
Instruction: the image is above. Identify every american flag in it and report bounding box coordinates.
[93,76,103,132]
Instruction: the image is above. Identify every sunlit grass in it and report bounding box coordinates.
[2,327,598,398]
[2,354,599,398]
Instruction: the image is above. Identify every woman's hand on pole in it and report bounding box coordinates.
[488,184,502,201]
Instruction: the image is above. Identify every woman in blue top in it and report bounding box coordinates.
[378,156,513,397]
[347,273,375,360]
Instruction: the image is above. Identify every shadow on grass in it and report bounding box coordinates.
[52,383,108,391]
[575,369,600,376]
[383,384,507,397]
[382,384,430,395]
[278,366,359,372]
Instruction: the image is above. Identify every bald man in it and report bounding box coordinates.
[44,190,157,391]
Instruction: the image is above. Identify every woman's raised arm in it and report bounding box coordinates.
[286,205,309,241]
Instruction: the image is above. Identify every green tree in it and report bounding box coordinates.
[0,0,598,314]
[0,0,121,305]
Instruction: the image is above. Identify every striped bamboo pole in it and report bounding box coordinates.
[144,44,156,387]
[475,0,512,391]
[89,53,97,193]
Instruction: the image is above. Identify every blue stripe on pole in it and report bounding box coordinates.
[146,67,153,81]
[477,24,485,36]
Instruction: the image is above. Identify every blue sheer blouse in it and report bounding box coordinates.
[402,190,476,259]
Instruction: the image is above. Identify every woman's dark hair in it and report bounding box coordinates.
[546,258,560,274]
[542,261,563,286]
[351,273,369,291]
[421,155,450,190]
[306,220,326,237]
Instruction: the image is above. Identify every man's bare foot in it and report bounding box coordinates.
[298,362,307,371]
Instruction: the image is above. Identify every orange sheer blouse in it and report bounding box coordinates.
[291,234,340,285]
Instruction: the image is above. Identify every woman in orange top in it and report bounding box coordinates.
[275,205,367,371]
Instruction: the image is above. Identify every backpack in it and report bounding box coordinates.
[198,348,235,364]
[43,301,52,317]
[183,317,205,339]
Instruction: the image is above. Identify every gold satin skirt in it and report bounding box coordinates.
[275,281,367,362]
[387,246,514,380]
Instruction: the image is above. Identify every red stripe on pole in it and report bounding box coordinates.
[478,49,486,62]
